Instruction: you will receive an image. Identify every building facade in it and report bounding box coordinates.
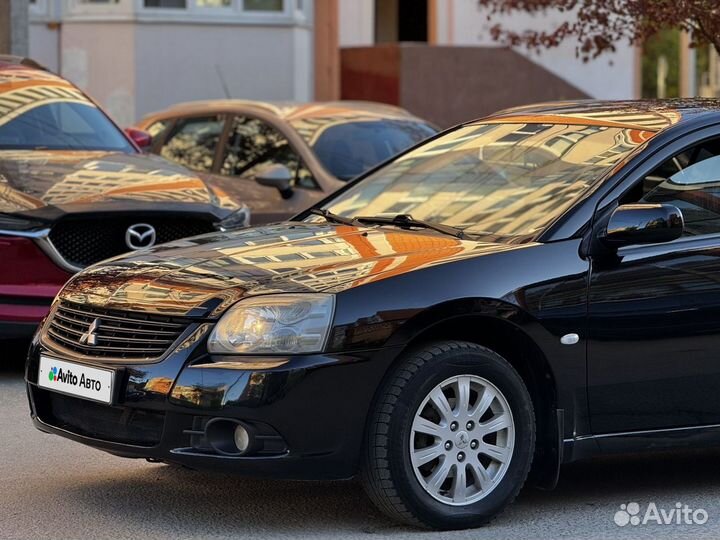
[29,0,313,126]
[27,0,719,128]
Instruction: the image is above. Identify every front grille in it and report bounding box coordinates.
[37,388,164,446]
[49,216,216,267]
[45,301,189,361]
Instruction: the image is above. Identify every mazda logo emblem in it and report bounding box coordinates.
[125,223,157,250]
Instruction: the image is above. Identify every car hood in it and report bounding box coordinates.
[0,150,241,219]
[59,222,520,317]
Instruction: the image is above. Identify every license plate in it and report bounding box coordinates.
[38,356,114,404]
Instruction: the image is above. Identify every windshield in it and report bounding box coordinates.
[320,122,654,239]
[0,69,134,152]
[290,116,436,180]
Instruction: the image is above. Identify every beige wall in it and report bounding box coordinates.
[29,23,60,73]
[134,23,307,120]
[338,0,374,47]
[60,22,136,126]
[50,20,311,125]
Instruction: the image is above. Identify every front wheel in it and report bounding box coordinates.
[361,341,535,530]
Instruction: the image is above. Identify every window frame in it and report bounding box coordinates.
[29,0,50,17]
[220,112,319,190]
[157,113,230,174]
[136,0,302,24]
[61,0,308,23]
[592,123,720,251]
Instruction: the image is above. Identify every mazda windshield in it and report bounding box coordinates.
[0,68,134,152]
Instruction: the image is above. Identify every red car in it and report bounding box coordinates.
[0,57,249,340]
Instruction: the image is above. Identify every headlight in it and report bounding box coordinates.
[207,294,335,355]
[217,205,251,231]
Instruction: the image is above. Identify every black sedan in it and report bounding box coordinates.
[25,100,720,529]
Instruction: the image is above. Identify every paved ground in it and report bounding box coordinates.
[2,349,720,540]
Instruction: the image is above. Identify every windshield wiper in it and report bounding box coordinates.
[309,208,360,226]
[355,214,466,239]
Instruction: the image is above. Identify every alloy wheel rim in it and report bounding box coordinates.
[409,374,515,506]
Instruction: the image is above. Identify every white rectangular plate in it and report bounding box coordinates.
[38,356,114,404]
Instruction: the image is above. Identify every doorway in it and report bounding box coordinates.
[375,0,428,43]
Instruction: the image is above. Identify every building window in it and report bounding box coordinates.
[144,0,187,7]
[137,0,296,18]
[196,0,231,6]
[244,0,284,11]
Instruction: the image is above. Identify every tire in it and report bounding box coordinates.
[361,340,535,530]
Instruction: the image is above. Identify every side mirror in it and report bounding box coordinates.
[125,127,152,151]
[255,164,294,199]
[602,203,684,247]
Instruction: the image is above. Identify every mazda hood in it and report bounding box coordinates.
[0,150,241,219]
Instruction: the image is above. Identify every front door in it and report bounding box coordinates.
[588,134,720,434]
[210,115,320,224]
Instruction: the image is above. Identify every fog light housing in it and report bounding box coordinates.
[205,419,256,456]
[234,424,250,453]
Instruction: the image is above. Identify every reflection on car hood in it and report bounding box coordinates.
[0,150,241,217]
[59,222,520,317]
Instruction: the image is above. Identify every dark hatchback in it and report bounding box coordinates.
[26,100,720,529]
[0,58,248,339]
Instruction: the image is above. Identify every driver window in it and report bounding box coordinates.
[622,138,720,236]
[221,116,318,190]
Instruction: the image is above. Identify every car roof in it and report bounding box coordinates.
[0,56,78,89]
[140,99,425,123]
[0,55,48,72]
[479,99,720,133]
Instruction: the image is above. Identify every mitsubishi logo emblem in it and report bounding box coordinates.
[125,223,157,250]
[79,318,101,346]
[455,430,470,450]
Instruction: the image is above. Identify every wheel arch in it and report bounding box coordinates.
[374,299,562,489]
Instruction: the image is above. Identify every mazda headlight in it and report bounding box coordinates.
[207,294,335,355]
[0,213,46,232]
[217,205,251,231]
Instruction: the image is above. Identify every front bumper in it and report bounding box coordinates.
[0,235,72,336]
[25,335,400,480]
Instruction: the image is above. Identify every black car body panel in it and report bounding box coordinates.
[26,99,720,485]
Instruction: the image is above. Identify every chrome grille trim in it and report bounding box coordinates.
[44,301,191,361]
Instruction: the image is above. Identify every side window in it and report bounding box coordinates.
[625,138,720,237]
[144,120,171,153]
[145,120,170,138]
[160,115,224,172]
[221,116,318,190]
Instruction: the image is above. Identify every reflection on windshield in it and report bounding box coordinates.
[309,120,436,180]
[0,68,133,152]
[321,122,656,238]
[289,110,436,180]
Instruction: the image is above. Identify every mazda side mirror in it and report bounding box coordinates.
[602,203,684,247]
[255,164,294,199]
[124,127,152,151]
